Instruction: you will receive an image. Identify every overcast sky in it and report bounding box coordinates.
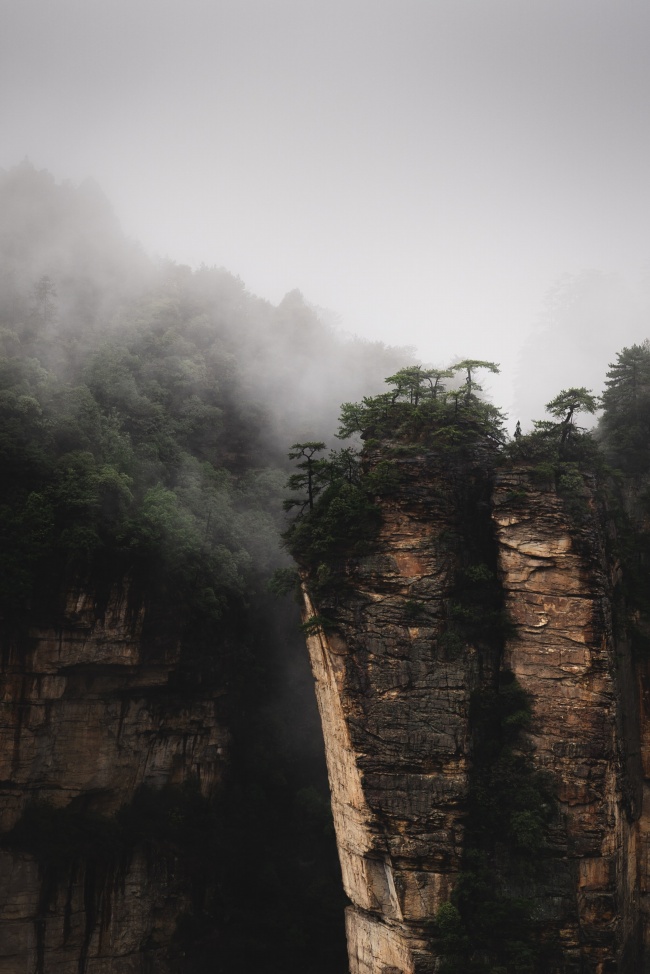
[2,0,650,415]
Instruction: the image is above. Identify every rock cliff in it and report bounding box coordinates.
[302,445,496,973]
[3,445,649,972]
[493,467,642,971]
[302,448,649,973]
[0,583,228,973]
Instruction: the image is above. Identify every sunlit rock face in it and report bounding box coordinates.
[0,585,228,973]
[304,452,647,973]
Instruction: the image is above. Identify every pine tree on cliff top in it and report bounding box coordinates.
[600,342,650,473]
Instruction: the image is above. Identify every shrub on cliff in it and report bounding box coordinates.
[337,361,505,448]
[283,362,506,579]
[506,386,601,467]
[282,444,383,573]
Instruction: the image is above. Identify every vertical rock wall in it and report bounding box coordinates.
[493,467,643,972]
[304,452,648,972]
[303,449,495,973]
[0,584,228,973]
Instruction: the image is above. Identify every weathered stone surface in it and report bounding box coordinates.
[306,454,648,972]
[303,450,492,972]
[0,848,189,974]
[0,583,228,972]
[493,468,642,970]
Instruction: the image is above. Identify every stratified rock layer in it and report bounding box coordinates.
[0,584,228,973]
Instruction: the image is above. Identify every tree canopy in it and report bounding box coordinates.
[336,360,505,447]
[599,343,650,473]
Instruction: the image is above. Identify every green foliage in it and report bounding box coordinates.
[530,460,557,484]
[283,448,382,574]
[335,361,505,447]
[593,343,650,661]
[544,387,601,424]
[506,386,602,469]
[468,676,553,855]
[283,442,328,514]
[300,615,336,636]
[0,316,285,629]
[461,563,494,584]
[268,567,301,598]
[604,485,650,657]
[438,856,541,974]
[453,359,500,403]
[438,627,466,655]
[284,361,506,584]
[434,902,470,968]
[599,342,650,473]
[443,559,513,648]
[0,163,431,972]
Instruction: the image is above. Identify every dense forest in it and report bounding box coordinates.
[2,162,650,973]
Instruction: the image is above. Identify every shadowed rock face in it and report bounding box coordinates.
[493,468,644,972]
[0,585,228,973]
[303,453,648,973]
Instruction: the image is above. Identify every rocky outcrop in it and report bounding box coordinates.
[302,447,497,973]
[0,583,228,973]
[493,468,642,971]
[303,452,648,972]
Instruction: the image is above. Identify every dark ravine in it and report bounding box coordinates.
[302,447,649,973]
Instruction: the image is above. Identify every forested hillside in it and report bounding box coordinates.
[0,162,414,632]
[0,163,413,973]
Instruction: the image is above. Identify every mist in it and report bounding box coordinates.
[2,5,650,967]
[2,0,650,422]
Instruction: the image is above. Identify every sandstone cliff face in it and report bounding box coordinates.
[303,448,497,974]
[303,453,647,973]
[0,584,228,973]
[493,468,642,972]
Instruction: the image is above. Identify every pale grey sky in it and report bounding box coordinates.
[2,0,650,417]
